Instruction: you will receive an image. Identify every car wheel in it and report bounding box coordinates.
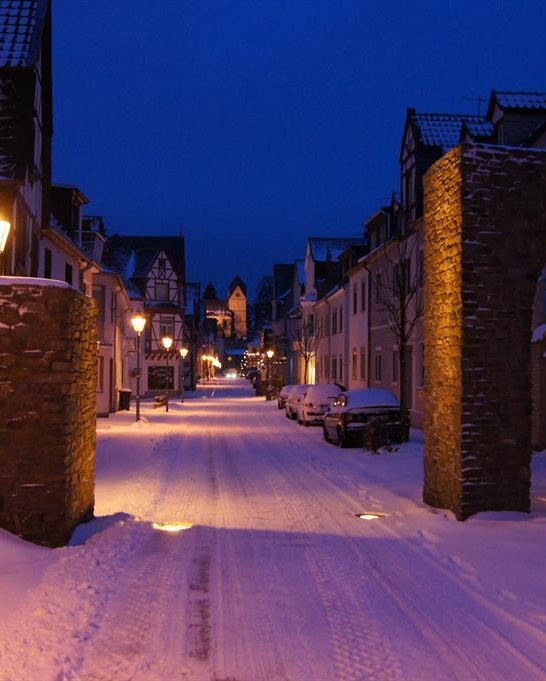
[303,420,310,427]
[291,412,297,420]
[337,427,346,448]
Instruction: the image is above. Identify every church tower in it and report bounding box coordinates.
[228,275,247,339]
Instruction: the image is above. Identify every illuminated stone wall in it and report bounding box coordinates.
[0,281,97,546]
[423,143,546,519]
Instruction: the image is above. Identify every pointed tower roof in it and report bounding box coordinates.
[228,275,247,297]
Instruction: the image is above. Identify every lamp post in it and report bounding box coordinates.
[0,220,11,276]
[131,313,146,422]
[179,346,188,402]
[266,349,274,384]
[162,336,173,412]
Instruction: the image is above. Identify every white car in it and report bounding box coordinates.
[284,385,310,419]
[296,384,345,426]
[277,384,295,410]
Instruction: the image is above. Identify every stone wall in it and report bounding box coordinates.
[0,280,97,546]
[532,342,546,451]
[423,143,546,519]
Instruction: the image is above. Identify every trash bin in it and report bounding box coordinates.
[118,389,131,411]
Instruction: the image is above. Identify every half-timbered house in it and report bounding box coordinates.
[104,235,186,396]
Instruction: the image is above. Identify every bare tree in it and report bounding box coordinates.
[378,236,423,433]
[293,314,322,383]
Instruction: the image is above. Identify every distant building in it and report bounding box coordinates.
[228,275,248,339]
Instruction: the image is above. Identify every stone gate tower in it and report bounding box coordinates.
[423,143,546,519]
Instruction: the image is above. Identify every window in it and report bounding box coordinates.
[159,315,174,340]
[339,355,343,382]
[352,348,357,379]
[44,248,52,278]
[92,284,106,323]
[392,350,399,383]
[374,353,382,382]
[324,354,329,380]
[332,310,337,335]
[155,282,169,300]
[97,356,104,392]
[353,284,357,314]
[360,347,366,380]
[393,263,399,297]
[419,342,425,387]
[360,279,366,311]
[339,306,343,333]
[332,357,337,381]
[157,258,166,277]
[65,263,73,286]
[375,272,382,303]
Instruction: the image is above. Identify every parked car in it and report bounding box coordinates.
[285,384,310,419]
[277,384,295,410]
[296,384,345,426]
[323,388,402,447]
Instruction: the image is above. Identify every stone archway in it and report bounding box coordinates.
[422,143,546,520]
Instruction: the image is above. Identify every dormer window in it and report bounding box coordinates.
[157,258,166,278]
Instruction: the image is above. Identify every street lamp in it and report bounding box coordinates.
[161,336,173,412]
[266,349,274,384]
[0,220,11,276]
[179,346,189,402]
[131,313,146,422]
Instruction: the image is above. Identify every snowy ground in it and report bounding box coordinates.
[1,379,546,681]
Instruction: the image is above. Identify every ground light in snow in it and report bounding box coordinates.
[151,522,193,533]
[356,512,388,520]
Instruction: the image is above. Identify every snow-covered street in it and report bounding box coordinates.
[1,378,546,681]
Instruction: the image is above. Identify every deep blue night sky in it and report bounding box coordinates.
[53,0,546,299]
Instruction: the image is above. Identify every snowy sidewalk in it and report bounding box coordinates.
[1,379,546,680]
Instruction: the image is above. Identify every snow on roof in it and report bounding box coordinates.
[309,237,362,263]
[463,121,494,138]
[123,250,136,281]
[532,323,546,344]
[413,113,486,152]
[494,92,546,111]
[0,276,71,289]
[0,0,48,68]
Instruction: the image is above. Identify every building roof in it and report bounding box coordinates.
[491,91,546,112]
[411,112,487,152]
[104,235,185,282]
[228,275,247,297]
[0,0,49,68]
[308,237,362,263]
[461,120,494,141]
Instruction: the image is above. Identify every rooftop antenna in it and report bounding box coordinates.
[463,96,485,115]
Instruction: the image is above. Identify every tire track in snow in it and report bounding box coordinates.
[264,410,546,680]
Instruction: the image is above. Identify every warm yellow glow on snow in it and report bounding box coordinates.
[152,522,193,533]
